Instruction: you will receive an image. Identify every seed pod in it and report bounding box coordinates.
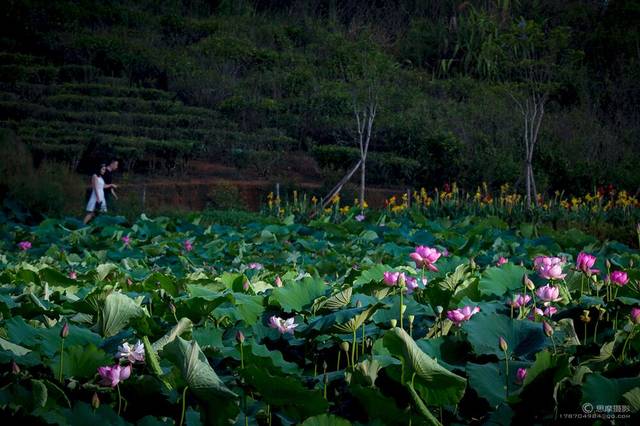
[408,315,415,325]
[340,341,350,352]
[390,319,398,328]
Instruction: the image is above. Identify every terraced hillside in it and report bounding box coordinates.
[0,51,300,176]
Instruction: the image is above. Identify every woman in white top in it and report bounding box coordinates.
[83,164,117,224]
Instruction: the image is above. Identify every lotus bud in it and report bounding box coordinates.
[408,315,415,325]
[60,322,69,339]
[91,392,100,410]
[390,319,398,328]
[499,336,508,352]
[236,330,245,344]
[340,341,350,353]
[605,259,611,270]
[435,306,443,316]
[401,304,407,315]
[516,368,527,384]
[398,273,406,287]
[168,302,176,315]
[469,257,476,269]
[275,276,283,288]
[322,360,327,372]
[356,300,363,308]
[523,275,535,291]
[543,321,554,337]
[630,259,634,268]
[11,361,20,375]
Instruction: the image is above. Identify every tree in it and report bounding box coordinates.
[501,19,579,207]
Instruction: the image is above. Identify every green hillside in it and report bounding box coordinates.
[0,0,639,193]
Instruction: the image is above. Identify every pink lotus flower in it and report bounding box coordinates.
[184,240,193,252]
[535,284,562,305]
[275,276,283,287]
[383,271,404,286]
[18,241,31,251]
[355,214,365,222]
[516,368,527,384]
[405,276,419,294]
[269,316,298,334]
[248,262,263,270]
[68,271,77,280]
[609,271,629,286]
[243,280,250,291]
[410,246,441,272]
[117,341,145,363]
[122,235,131,246]
[576,252,599,275]
[508,293,531,308]
[446,306,480,326]
[442,248,450,257]
[97,364,131,388]
[631,307,640,324]
[534,256,566,280]
[532,306,558,318]
[496,257,508,266]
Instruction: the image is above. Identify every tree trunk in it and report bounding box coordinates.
[360,160,366,212]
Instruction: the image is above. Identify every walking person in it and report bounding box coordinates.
[83,164,113,224]
[104,158,119,211]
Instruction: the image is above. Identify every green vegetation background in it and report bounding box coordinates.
[0,0,639,196]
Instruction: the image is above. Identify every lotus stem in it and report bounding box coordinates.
[336,350,341,371]
[351,329,356,365]
[620,327,637,362]
[58,339,65,382]
[179,386,189,426]
[239,343,244,369]
[117,384,122,416]
[361,321,366,355]
[399,290,404,330]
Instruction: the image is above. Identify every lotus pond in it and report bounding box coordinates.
[1,213,639,425]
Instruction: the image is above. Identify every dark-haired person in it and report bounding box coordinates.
[104,159,119,211]
[83,164,116,224]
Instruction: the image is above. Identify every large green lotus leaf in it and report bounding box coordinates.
[143,272,179,297]
[243,342,302,375]
[353,264,388,286]
[581,373,640,406]
[463,313,548,360]
[312,287,353,313]
[162,337,237,401]
[466,361,530,408]
[60,401,128,426]
[99,292,145,337]
[5,317,102,358]
[96,263,119,281]
[349,384,406,425]
[478,263,528,297]
[270,276,327,312]
[241,365,327,420]
[301,414,352,426]
[152,317,193,352]
[49,344,112,380]
[0,336,31,356]
[212,293,264,325]
[39,267,76,287]
[306,307,368,333]
[622,388,640,412]
[383,327,467,406]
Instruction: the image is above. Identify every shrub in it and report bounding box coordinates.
[206,181,246,210]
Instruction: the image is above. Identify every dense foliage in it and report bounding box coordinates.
[0,0,639,191]
[1,211,639,424]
